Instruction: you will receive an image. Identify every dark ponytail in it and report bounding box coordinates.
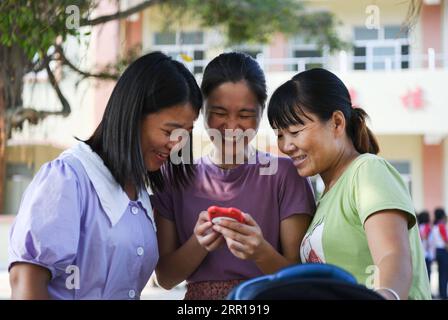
[349,107,379,154]
[268,68,379,155]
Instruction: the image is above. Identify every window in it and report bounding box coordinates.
[231,44,265,59]
[153,31,206,74]
[289,36,327,71]
[4,163,34,215]
[154,32,176,45]
[353,25,410,71]
[388,160,412,195]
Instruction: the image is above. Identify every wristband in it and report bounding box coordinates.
[375,287,400,300]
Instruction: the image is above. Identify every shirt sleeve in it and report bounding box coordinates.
[278,158,316,221]
[150,184,175,221]
[439,224,448,243]
[353,157,416,229]
[8,158,82,280]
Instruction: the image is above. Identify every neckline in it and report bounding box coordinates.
[202,150,260,178]
[318,153,371,202]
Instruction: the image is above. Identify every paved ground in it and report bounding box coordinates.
[0,270,186,299]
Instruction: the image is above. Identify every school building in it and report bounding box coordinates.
[3,0,448,216]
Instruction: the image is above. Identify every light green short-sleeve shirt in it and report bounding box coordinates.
[299,153,431,300]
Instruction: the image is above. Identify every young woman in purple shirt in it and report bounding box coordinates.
[151,52,316,300]
[8,52,202,299]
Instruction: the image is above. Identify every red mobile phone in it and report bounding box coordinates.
[207,206,245,224]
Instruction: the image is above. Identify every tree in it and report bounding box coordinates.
[0,0,348,213]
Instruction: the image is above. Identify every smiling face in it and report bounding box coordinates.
[276,111,338,177]
[140,103,198,172]
[205,80,261,156]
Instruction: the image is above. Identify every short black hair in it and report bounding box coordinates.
[201,52,267,110]
[86,51,202,193]
[434,207,446,224]
[417,210,430,224]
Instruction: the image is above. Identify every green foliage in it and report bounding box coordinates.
[163,0,346,50]
[0,0,93,59]
[1,0,346,62]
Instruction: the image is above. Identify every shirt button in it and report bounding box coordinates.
[131,206,139,215]
[128,289,136,299]
[137,247,144,256]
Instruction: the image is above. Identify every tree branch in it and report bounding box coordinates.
[55,45,119,80]
[44,56,71,116]
[81,0,162,26]
[7,107,70,137]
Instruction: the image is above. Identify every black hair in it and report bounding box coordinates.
[86,51,202,193]
[417,210,430,224]
[201,52,267,111]
[267,68,379,155]
[434,207,447,225]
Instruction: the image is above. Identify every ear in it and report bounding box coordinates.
[330,111,346,137]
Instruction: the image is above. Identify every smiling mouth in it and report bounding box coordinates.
[292,154,307,166]
[155,152,169,161]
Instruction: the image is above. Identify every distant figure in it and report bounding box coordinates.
[432,208,448,299]
[417,210,433,281]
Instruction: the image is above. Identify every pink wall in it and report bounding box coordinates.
[421,3,442,67]
[91,1,120,128]
[268,33,287,72]
[423,143,444,213]
[125,13,142,53]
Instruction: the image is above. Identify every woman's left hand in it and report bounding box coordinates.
[212,213,267,261]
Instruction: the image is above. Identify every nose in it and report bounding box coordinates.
[281,135,297,155]
[223,116,241,131]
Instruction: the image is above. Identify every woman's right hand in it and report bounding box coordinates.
[194,211,224,252]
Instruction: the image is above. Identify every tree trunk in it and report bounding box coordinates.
[0,44,30,214]
[0,77,5,214]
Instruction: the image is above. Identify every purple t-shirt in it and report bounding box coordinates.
[9,145,158,299]
[151,152,316,283]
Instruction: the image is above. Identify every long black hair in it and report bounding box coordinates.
[201,52,267,110]
[86,51,202,193]
[267,68,379,154]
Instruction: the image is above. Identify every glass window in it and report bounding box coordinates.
[294,49,322,58]
[372,46,395,69]
[389,160,412,195]
[152,31,205,74]
[180,32,204,45]
[389,161,411,175]
[401,45,410,69]
[193,50,204,60]
[5,163,34,215]
[6,163,34,178]
[384,26,408,40]
[154,32,176,45]
[354,27,379,40]
[352,25,410,70]
[292,49,324,70]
